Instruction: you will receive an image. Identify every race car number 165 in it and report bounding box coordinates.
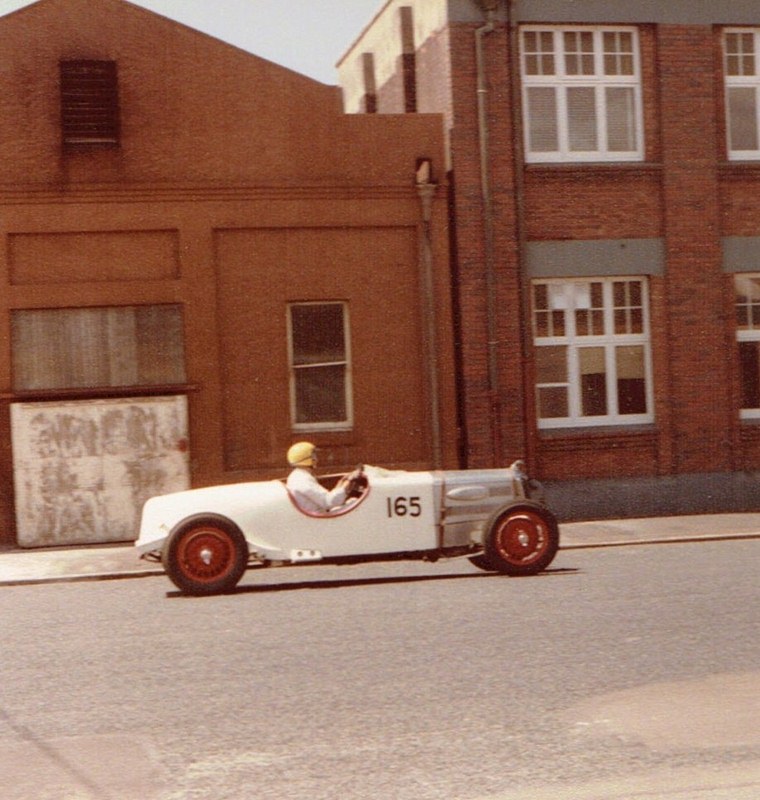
[386,496,422,517]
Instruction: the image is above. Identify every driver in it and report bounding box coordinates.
[285,441,361,514]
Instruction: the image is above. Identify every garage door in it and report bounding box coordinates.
[11,395,190,548]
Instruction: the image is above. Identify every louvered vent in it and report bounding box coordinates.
[60,60,119,146]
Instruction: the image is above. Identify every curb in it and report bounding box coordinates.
[559,531,760,550]
[0,567,166,588]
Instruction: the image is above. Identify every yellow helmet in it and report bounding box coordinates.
[287,441,317,467]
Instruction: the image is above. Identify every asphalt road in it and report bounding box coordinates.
[0,539,758,799]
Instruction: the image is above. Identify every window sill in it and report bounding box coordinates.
[525,162,662,180]
[292,429,355,444]
[538,423,657,445]
[718,161,760,178]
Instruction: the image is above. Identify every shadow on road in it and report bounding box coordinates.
[165,566,580,598]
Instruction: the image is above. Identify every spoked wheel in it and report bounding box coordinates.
[483,501,559,576]
[162,514,248,595]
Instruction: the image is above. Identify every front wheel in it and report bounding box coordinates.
[483,502,559,576]
[162,514,248,595]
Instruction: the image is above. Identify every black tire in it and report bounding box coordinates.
[483,501,559,576]
[162,514,249,595]
[468,553,498,572]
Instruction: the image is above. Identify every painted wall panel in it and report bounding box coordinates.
[526,238,665,278]
[722,236,760,272]
[11,396,189,547]
[8,230,180,284]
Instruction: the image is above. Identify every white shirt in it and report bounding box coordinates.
[286,467,348,514]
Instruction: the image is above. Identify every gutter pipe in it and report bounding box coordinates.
[475,1,502,464]
[416,160,443,469]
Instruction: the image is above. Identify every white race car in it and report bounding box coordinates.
[135,461,560,595]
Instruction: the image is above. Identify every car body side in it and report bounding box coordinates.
[136,463,535,565]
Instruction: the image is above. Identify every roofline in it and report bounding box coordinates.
[0,0,337,87]
[335,0,395,69]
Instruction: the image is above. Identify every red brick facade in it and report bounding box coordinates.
[0,0,458,545]
[339,2,760,517]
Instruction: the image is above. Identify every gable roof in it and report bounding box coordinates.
[0,0,446,188]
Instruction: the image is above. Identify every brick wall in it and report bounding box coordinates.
[0,0,460,544]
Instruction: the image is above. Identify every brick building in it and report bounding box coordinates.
[0,0,458,547]
[338,0,760,518]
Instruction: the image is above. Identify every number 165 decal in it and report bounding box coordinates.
[386,496,422,517]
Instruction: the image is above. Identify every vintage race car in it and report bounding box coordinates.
[135,461,560,595]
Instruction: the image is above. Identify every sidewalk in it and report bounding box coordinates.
[1,512,759,587]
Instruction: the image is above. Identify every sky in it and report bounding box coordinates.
[0,0,384,84]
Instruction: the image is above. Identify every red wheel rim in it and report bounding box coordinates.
[492,510,550,566]
[176,526,237,585]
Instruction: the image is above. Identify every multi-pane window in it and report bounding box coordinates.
[12,306,185,391]
[521,27,643,163]
[60,60,119,146]
[532,277,653,428]
[288,302,352,430]
[724,29,760,159]
[734,275,760,416]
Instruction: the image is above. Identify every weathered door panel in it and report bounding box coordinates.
[11,396,189,547]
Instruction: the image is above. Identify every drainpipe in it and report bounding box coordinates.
[474,0,502,464]
[416,159,443,469]
[505,0,534,470]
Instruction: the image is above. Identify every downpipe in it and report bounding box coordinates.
[475,2,502,464]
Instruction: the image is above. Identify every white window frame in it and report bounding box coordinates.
[520,26,644,163]
[724,28,760,160]
[734,274,760,418]
[532,277,654,429]
[287,301,353,432]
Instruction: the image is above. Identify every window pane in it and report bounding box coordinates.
[564,31,594,76]
[575,281,604,336]
[289,302,349,426]
[567,87,597,151]
[576,308,604,336]
[291,304,345,365]
[739,341,760,408]
[533,284,568,337]
[536,343,568,418]
[616,345,647,414]
[579,347,607,416]
[536,345,567,383]
[12,306,185,391]
[603,31,634,76]
[534,310,550,337]
[725,32,755,76]
[526,87,559,152]
[534,277,651,427]
[735,275,760,330]
[534,283,548,310]
[294,365,347,423]
[613,280,645,334]
[523,30,555,75]
[728,87,759,151]
[606,87,637,151]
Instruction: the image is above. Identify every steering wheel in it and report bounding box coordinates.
[345,464,367,499]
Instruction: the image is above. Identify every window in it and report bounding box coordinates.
[734,275,760,416]
[60,60,119,146]
[724,29,760,159]
[12,306,185,391]
[520,27,643,163]
[288,302,352,429]
[532,278,653,428]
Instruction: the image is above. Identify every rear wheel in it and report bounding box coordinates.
[162,514,248,595]
[483,502,559,576]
